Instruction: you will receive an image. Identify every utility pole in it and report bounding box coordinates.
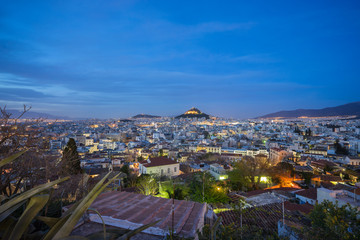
[203,172,205,203]
[240,205,243,239]
[282,198,285,225]
[172,182,175,238]
[354,188,356,203]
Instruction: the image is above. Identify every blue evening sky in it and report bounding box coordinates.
[0,0,359,118]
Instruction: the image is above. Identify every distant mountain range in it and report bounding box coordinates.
[1,109,71,120]
[131,114,161,119]
[258,101,360,119]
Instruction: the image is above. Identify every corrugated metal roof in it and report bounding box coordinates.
[88,191,206,238]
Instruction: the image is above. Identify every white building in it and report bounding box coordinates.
[209,163,228,180]
[344,156,360,166]
[139,157,179,177]
[99,139,117,150]
[270,148,291,165]
[85,138,94,146]
[317,187,360,209]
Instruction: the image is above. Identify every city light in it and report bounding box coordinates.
[260,176,268,183]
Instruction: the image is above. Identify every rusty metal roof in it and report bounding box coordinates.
[88,191,206,238]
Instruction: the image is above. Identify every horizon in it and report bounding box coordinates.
[1,1,360,118]
[5,100,360,120]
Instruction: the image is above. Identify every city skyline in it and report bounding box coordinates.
[1,1,360,118]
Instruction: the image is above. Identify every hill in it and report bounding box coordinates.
[176,107,210,119]
[258,101,360,119]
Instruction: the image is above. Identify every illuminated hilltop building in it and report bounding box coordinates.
[176,107,210,119]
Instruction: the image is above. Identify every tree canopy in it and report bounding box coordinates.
[228,155,270,191]
[305,200,360,240]
[136,174,158,196]
[189,172,229,204]
[61,138,82,175]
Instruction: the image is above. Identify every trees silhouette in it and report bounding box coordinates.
[61,138,82,175]
[334,139,349,155]
[0,105,57,196]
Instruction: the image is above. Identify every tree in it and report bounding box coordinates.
[334,139,349,155]
[0,156,155,240]
[228,167,249,191]
[61,138,82,176]
[120,164,130,175]
[301,172,313,186]
[159,149,164,156]
[305,200,360,240]
[136,175,158,195]
[189,172,229,204]
[268,162,294,187]
[0,105,56,196]
[294,126,301,134]
[229,155,270,191]
[203,131,210,139]
[159,180,189,200]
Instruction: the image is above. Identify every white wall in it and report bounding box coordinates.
[295,194,316,205]
[142,164,180,177]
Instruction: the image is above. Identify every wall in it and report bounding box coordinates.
[143,163,180,177]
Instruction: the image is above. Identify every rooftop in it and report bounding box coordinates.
[284,201,313,214]
[295,188,317,200]
[218,203,299,234]
[86,191,207,238]
[141,157,178,167]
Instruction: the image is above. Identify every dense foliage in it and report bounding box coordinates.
[304,200,360,240]
[228,155,270,191]
[136,174,158,195]
[189,172,229,204]
[158,181,189,200]
[136,173,230,204]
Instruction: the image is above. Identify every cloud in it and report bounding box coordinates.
[0,87,48,101]
[123,20,254,43]
[229,54,278,63]
[185,21,254,35]
[2,1,352,118]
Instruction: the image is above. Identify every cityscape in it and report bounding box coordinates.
[1,1,360,240]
